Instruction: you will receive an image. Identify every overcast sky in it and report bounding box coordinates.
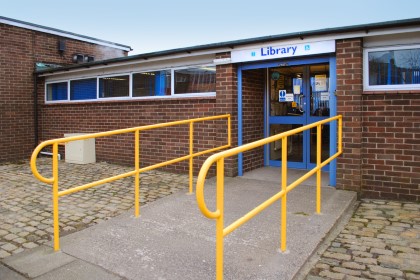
[2,0,419,54]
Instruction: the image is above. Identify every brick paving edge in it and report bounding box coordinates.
[293,201,361,280]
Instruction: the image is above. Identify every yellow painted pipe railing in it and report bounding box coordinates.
[30,114,231,251]
[196,115,342,280]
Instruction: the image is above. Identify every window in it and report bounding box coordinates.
[364,45,420,90]
[46,82,68,101]
[99,75,129,98]
[45,65,216,103]
[132,70,171,97]
[174,66,216,94]
[70,78,96,100]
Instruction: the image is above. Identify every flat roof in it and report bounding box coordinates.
[0,16,132,52]
[36,17,420,75]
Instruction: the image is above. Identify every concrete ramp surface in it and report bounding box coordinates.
[3,169,356,280]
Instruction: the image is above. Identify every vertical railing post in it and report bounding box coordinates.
[135,130,140,217]
[281,137,287,252]
[227,116,231,147]
[52,142,60,251]
[316,125,322,214]
[338,117,343,154]
[216,158,225,280]
[189,122,194,194]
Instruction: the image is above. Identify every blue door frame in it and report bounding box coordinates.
[237,55,338,186]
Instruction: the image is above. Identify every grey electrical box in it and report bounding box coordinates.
[64,133,96,164]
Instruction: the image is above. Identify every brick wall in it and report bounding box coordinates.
[36,52,237,176]
[242,69,265,172]
[38,98,220,174]
[216,53,238,177]
[362,94,420,201]
[336,38,363,192]
[0,22,128,163]
[336,38,419,201]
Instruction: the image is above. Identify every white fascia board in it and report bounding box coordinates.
[1,18,131,51]
[39,48,231,78]
[228,26,420,52]
[43,53,218,82]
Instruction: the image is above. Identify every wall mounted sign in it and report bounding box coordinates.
[279,90,287,102]
[285,93,294,102]
[231,40,335,63]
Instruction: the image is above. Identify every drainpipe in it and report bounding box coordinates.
[33,72,38,148]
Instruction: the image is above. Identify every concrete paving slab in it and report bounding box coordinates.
[50,173,356,280]
[34,260,122,280]
[0,263,27,280]
[242,166,329,187]
[2,245,75,278]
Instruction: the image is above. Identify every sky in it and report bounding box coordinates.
[2,0,420,55]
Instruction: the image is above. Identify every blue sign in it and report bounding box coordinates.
[279,90,286,102]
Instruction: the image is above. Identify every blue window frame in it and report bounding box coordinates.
[70,78,96,100]
[46,82,68,101]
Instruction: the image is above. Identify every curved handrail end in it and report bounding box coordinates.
[30,141,54,184]
[196,154,221,220]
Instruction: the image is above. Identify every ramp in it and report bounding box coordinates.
[3,169,356,280]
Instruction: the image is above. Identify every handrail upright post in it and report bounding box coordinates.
[189,122,194,194]
[338,117,343,154]
[228,116,231,147]
[316,125,322,214]
[52,143,60,251]
[135,130,140,217]
[216,158,225,280]
[281,137,287,252]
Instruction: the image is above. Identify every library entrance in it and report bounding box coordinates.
[267,62,333,170]
[234,41,337,184]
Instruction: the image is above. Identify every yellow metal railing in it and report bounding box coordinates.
[196,115,342,280]
[31,114,231,251]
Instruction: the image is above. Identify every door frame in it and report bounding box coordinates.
[237,55,338,186]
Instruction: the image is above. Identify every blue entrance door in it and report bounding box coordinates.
[266,62,332,170]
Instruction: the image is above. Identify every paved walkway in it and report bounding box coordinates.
[0,160,419,279]
[306,199,420,280]
[1,164,356,279]
[0,158,190,259]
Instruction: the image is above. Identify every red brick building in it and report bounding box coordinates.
[0,16,131,163]
[8,17,420,201]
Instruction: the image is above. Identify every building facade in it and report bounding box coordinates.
[34,18,420,201]
[0,16,131,163]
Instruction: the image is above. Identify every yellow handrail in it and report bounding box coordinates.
[196,115,342,280]
[30,114,231,251]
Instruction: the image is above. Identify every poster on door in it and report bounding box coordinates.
[315,75,327,92]
[320,92,329,101]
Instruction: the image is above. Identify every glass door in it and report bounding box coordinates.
[267,63,330,169]
[268,65,306,168]
[308,64,331,169]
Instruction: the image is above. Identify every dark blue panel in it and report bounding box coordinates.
[155,71,166,96]
[70,78,96,100]
[50,82,67,100]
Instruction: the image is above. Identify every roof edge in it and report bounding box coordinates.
[0,16,132,51]
[35,17,420,75]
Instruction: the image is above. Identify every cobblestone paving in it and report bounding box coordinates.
[307,199,420,280]
[0,158,190,259]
